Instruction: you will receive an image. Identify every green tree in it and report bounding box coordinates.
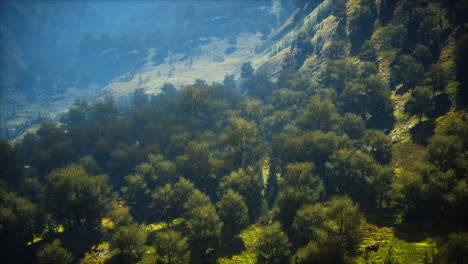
[219,167,263,220]
[326,41,346,60]
[176,140,216,192]
[292,31,313,67]
[413,45,432,70]
[183,189,211,216]
[340,113,365,140]
[404,86,435,123]
[296,96,340,131]
[359,40,377,62]
[45,164,113,230]
[240,62,254,80]
[106,206,133,227]
[36,239,73,264]
[257,222,291,264]
[326,196,363,252]
[349,2,376,54]
[427,63,449,96]
[121,174,151,222]
[223,74,236,90]
[291,240,344,264]
[221,117,264,169]
[172,177,196,216]
[110,225,146,263]
[185,204,223,255]
[393,55,424,94]
[151,184,176,226]
[427,134,463,171]
[333,0,347,18]
[362,130,393,165]
[154,230,190,264]
[283,162,324,202]
[293,203,328,243]
[319,59,357,93]
[437,232,468,264]
[216,189,249,236]
[0,187,43,261]
[368,165,395,210]
[326,150,376,205]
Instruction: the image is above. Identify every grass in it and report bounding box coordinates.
[217,224,264,264]
[356,223,437,264]
[100,33,264,98]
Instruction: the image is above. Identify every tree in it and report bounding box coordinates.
[121,174,151,222]
[36,239,73,264]
[333,0,347,19]
[90,96,119,124]
[362,130,393,165]
[367,165,395,210]
[106,206,133,227]
[240,62,254,80]
[362,74,395,129]
[257,222,291,264]
[427,134,463,171]
[219,167,263,220]
[340,113,365,140]
[325,196,363,252]
[110,225,146,263]
[349,2,376,54]
[223,74,236,89]
[296,96,340,131]
[172,177,195,216]
[272,130,350,171]
[291,240,344,264]
[154,230,190,264]
[45,164,113,230]
[294,203,328,243]
[283,162,324,202]
[176,140,216,192]
[413,45,432,70]
[319,59,357,93]
[216,189,249,237]
[185,204,223,255]
[437,232,468,264]
[455,33,468,107]
[427,64,449,96]
[151,184,176,226]
[405,86,435,123]
[221,117,264,169]
[326,150,376,205]
[326,41,346,60]
[183,189,211,216]
[359,40,377,62]
[0,187,43,261]
[393,55,424,93]
[62,98,90,125]
[133,88,149,107]
[292,31,313,67]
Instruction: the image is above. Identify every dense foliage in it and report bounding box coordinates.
[1,0,468,263]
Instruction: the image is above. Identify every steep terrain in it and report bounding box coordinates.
[1,1,468,264]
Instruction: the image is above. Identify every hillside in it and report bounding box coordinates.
[1,1,468,264]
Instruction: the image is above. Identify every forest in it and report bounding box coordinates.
[1,0,468,263]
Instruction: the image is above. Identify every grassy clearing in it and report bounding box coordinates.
[217,224,264,264]
[357,223,436,264]
[100,33,264,98]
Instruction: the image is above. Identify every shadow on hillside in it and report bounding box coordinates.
[410,120,435,145]
[61,227,102,257]
[218,235,246,258]
[364,209,397,228]
[428,93,451,119]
